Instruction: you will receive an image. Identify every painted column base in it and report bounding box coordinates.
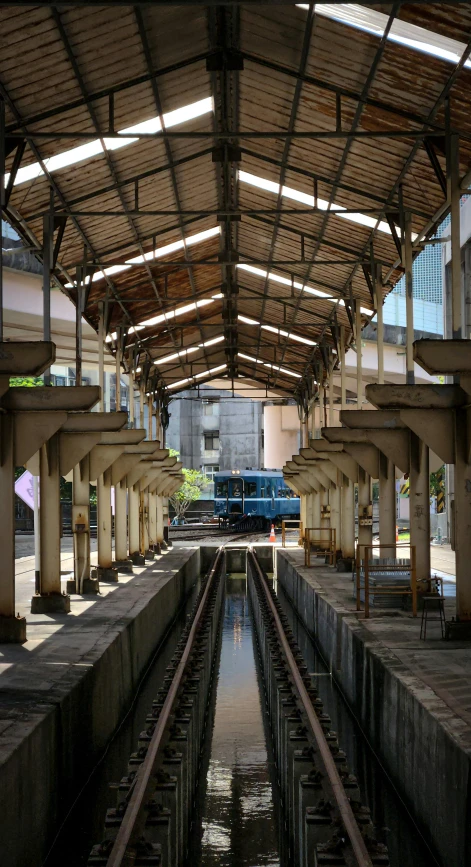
[66,577,100,595]
[130,552,145,566]
[112,559,134,574]
[445,619,471,641]
[145,549,155,561]
[91,566,118,582]
[336,557,354,573]
[152,543,162,555]
[31,593,71,614]
[0,615,27,643]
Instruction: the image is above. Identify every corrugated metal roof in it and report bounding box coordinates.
[2,2,471,400]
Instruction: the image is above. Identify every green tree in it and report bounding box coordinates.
[168,449,205,519]
[9,376,44,387]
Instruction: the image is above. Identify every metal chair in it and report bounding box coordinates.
[420,579,446,640]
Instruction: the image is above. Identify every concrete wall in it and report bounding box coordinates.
[0,549,199,867]
[276,550,471,867]
[264,404,300,469]
[167,387,263,475]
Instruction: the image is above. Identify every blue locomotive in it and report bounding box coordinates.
[214,469,300,530]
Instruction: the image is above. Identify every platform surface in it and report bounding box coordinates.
[0,541,197,744]
[279,547,471,745]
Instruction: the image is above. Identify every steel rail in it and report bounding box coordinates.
[248,550,374,867]
[106,546,224,867]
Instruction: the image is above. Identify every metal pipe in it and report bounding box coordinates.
[355,299,362,408]
[43,192,53,385]
[448,133,463,338]
[75,266,83,387]
[115,327,121,411]
[404,210,414,385]
[375,263,384,385]
[340,326,346,411]
[98,301,105,412]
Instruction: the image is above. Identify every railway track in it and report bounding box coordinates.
[247,549,389,867]
[87,547,389,866]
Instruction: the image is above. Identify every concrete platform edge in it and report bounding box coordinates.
[276,548,471,867]
[0,547,199,867]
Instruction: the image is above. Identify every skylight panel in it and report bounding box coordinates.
[126,226,220,264]
[154,335,224,365]
[239,170,394,236]
[8,97,213,187]
[237,264,374,318]
[66,227,221,289]
[237,314,316,346]
[139,296,215,329]
[167,363,227,390]
[298,4,471,69]
[237,352,301,378]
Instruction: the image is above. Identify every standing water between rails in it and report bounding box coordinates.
[189,573,284,866]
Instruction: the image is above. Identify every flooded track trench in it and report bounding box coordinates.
[188,573,283,867]
[45,548,440,867]
[274,578,442,867]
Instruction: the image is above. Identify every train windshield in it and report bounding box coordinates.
[215,480,228,497]
[245,481,257,497]
[230,479,243,498]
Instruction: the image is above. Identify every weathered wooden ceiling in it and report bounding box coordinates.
[2,3,471,399]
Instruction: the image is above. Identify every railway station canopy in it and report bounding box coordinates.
[2,1,471,405]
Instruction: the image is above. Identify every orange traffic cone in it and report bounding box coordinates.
[269,523,276,543]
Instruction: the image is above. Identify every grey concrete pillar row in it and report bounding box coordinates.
[68,454,99,594]
[0,414,26,640]
[357,468,373,552]
[328,483,341,554]
[409,433,430,583]
[378,452,397,555]
[32,433,71,613]
[128,481,144,565]
[113,479,133,573]
[340,478,355,567]
[96,468,118,581]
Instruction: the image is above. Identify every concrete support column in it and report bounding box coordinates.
[96,468,118,580]
[378,452,396,553]
[340,478,355,565]
[305,492,314,529]
[148,491,157,551]
[69,455,98,594]
[312,488,321,529]
[357,468,373,551]
[156,495,165,548]
[32,433,70,613]
[320,488,330,529]
[300,495,307,538]
[128,482,143,564]
[453,409,471,620]
[329,484,341,553]
[409,433,430,583]
[0,414,26,640]
[113,479,133,572]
